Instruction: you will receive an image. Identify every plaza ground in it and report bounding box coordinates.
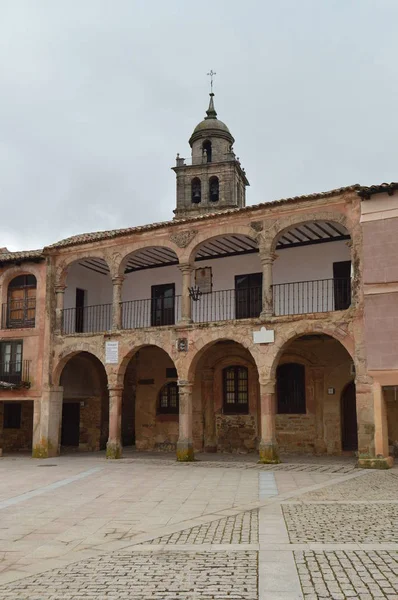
[0,451,397,599]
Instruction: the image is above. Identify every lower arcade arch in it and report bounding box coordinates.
[120,345,179,451]
[191,339,260,453]
[59,352,109,451]
[272,333,357,455]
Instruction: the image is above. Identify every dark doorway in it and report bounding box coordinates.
[75,288,86,333]
[151,284,175,326]
[341,381,358,451]
[333,261,351,310]
[235,273,262,319]
[61,402,80,447]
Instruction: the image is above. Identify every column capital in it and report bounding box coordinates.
[179,262,194,274]
[259,379,276,393]
[55,285,66,294]
[112,275,125,285]
[178,379,193,390]
[108,384,124,393]
[259,251,277,265]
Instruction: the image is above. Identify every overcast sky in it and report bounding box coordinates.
[1,1,397,251]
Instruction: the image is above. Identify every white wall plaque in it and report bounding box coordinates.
[105,341,119,364]
[253,327,275,344]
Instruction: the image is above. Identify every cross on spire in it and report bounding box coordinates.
[207,70,216,94]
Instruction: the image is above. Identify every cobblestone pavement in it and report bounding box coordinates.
[0,550,258,599]
[298,471,398,501]
[146,510,258,545]
[295,550,398,599]
[283,503,398,543]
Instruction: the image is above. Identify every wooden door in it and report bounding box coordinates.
[151,284,175,326]
[8,288,25,325]
[61,403,80,447]
[235,273,262,318]
[333,261,351,310]
[75,288,86,333]
[341,381,358,451]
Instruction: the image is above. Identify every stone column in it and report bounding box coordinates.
[258,380,280,463]
[312,368,327,454]
[373,381,389,458]
[32,386,63,458]
[55,285,66,334]
[202,368,216,452]
[112,276,124,331]
[177,381,194,461]
[179,264,193,325]
[259,251,275,320]
[106,385,123,459]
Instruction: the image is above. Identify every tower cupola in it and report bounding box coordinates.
[173,88,249,220]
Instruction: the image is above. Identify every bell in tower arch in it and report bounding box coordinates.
[191,178,201,204]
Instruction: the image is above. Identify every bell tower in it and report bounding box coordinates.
[172,84,249,220]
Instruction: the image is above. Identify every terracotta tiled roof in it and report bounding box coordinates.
[358,182,398,199]
[0,249,44,264]
[45,184,360,250]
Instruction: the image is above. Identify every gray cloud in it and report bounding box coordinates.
[1,0,397,250]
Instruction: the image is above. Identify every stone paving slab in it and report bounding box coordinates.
[283,503,398,543]
[145,509,258,545]
[297,472,398,502]
[295,550,398,599]
[0,550,258,599]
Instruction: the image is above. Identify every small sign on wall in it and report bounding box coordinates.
[105,341,119,364]
[195,267,212,294]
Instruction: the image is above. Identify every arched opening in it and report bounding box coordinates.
[190,234,260,322]
[191,340,259,453]
[121,246,180,329]
[59,352,109,451]
[209,176,219,202]
[121,345,179,451]
[273,333,356,455]
[341,381,358,451]
[63,258,112,334]
[191,177,202,203]
[272,220,351,316]
[202,140,212,163]
[6,274,37,329]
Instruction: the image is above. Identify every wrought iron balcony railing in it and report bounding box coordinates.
[272,278,351,316]
[121,296,181,329]
[1,299,36,329]
[59,279,352,334]
[62,303,112,334]
[0,360,31,388]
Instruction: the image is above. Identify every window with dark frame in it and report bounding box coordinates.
[235,273,262,319]
[158,381,179,414]
[0,340,23,385]
[223,366,249,414]
[7,275,36,329]
[3,402,22,429]
[277,363,306,414]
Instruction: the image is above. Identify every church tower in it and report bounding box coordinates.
[173,91,249,220]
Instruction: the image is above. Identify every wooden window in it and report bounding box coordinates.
[235,273,262,319]
[3,402,22,429]
[151,284,175,326]
[158,382,179,414]
[277,363,306,414]
[223,366,249,414]
[0,341,23,385]
[7,275,36,329]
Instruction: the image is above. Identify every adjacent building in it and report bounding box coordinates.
[0,94,395,467]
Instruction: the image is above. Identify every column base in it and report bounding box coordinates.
[106,441,123,459]
[357,455,393,470]
[314,440,327,455]
[176,441,194,462]
[258,442,280,464]
[32,439,59,458]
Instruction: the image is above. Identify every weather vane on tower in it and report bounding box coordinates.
[207,70,216,94]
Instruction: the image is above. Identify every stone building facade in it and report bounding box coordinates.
[0,94,395,468]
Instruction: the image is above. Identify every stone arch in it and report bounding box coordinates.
[268,322,355,381]
[53,344,105,386]
[119,241,181,277]
[55,252,112,287]
[268,210,351,253]
[184,226,258,264]
[117,343,178,387]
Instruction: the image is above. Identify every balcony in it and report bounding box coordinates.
[1,299,36,329]
[0,360,31,389]
[60,278,351,335]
